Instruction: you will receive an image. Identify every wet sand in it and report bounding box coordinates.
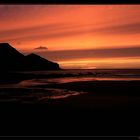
[0,72,140,136]
[0,80,140,111]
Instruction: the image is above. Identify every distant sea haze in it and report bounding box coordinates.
[19,69,140,79]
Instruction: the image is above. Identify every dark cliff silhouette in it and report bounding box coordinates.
[25,53,60,70]
[0,43,61,71]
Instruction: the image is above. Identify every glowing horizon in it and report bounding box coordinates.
[0,5,140,69]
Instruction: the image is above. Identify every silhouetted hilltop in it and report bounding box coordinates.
[25,53,60,70]
[0,43,26,71]
[0,43,61,71]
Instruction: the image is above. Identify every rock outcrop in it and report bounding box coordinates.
[0,43,61,71]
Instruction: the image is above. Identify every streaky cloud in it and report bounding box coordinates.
[33,45,140,61]
[1,22,140,43]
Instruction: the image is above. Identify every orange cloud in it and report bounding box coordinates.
[1,5,140,68]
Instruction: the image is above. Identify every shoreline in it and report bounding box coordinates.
[0,80,139,111]
[0,78,140,136]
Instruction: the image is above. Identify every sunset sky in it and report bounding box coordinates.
[0,5,140,69]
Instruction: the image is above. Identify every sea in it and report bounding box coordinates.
[0,69,140,103]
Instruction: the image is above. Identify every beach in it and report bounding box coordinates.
[0,69,140,110]
[0,69,140,135]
